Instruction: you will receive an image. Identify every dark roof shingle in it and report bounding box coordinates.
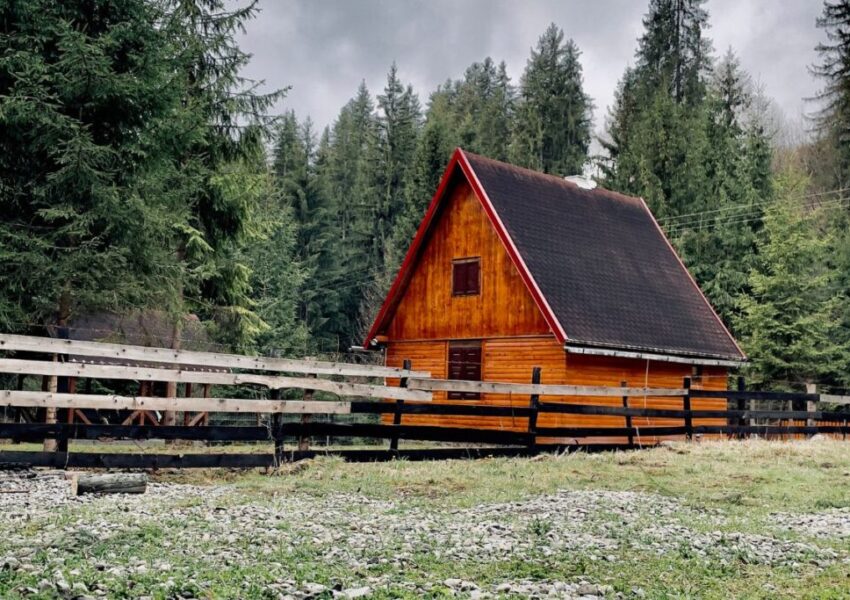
[463,151,744,361]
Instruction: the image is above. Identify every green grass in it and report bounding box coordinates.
[1,439,849,599]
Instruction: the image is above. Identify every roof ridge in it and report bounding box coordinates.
[459,148,640,205]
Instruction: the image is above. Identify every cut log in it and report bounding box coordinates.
[70,473,147,495]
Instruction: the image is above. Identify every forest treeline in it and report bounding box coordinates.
[0,0,848,390]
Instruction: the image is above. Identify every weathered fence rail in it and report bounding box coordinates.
[0,334,848,468]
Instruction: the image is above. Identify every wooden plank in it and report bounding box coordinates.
[0,451,276,469]
[820,394,850,406]
[0,359,431,401]
[0,333,429,379]
[0,423,271,442]
[0,448,546,469]
[0,421,530,445]
[0,390,352,415]
[351,402,533,417]
[275,422,532,446]
[692,389,819,402]
[407,377,686,397]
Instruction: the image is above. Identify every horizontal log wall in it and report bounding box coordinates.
[386,337,728,441]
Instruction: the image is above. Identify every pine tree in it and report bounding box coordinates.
[247,152,308,357]
[372,64,421,280]
[510,24,593,175]
[635,0,711,106]
[0,0,182,332]
[811,1,850,385]
[160,0,286,349]
[387,110,454,274]
[677,50,771,325]
[315,82,382,349]
[602,0,713,217]
[736,170,842,388]
[812,0,850,188]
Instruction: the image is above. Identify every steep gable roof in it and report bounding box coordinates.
[365,148,745,363]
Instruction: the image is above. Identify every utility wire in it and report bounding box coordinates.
[657,186,850,225]
[664,195,850,236]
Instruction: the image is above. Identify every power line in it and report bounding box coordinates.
[657,186,850,225]
[664,195,850,236]
[663,193,850,232]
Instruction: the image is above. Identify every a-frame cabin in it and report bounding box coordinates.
[364,149,746,441]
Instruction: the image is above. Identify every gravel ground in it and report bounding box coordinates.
[1,467,848,599]
[771,509,850,539]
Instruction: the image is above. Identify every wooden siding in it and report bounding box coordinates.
[384,178,551,341]
[385,337,727,443]
[378,170,728,444]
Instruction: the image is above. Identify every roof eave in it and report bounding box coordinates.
[638,196,748,362]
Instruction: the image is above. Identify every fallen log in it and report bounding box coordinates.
[69,473,148,495]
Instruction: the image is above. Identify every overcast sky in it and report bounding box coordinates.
[237,0,824,137]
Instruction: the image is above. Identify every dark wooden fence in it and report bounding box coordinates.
[0,334,848,469]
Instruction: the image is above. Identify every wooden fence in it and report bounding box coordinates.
[0,334,848,468]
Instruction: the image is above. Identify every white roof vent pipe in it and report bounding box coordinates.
[564,175,597,190]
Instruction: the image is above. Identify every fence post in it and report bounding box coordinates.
[621,380,633,448]
[736,376,746,440]
[527,367,541,451]
[683,377,693,441]
[270,388,283,466]
[43,354,59,453]
[389,359,411,452]
[806,383,817,438]
[298,374,317,452]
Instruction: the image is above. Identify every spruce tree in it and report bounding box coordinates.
[160,0,286,349]
[316,82,381,349]
[602,0,713,217]
[812,1,850,385]
[510,24,593,175]
[372,65,421,279]
[812,0,850,188]
[0,0,181,332]
[736,170,842,388]
[677,50,771,325]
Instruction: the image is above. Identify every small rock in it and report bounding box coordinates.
[303,582,326,596]
[339,587,371,599]
[577,583,600,595]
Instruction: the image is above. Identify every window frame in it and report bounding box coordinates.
[447,340,482,400]
[451,257,481,297]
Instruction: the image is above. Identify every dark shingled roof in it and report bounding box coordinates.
[463,151,744,361]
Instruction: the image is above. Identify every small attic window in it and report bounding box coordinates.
[452,257,480,296]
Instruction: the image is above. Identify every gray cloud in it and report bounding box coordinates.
[238,0,824,135]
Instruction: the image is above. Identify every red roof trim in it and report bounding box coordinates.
[455,150,568,344]
[362,149,464,347]
[638,197,747,360]
[362,148,567,347]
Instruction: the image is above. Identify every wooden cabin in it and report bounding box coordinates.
[364,149,746,443]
